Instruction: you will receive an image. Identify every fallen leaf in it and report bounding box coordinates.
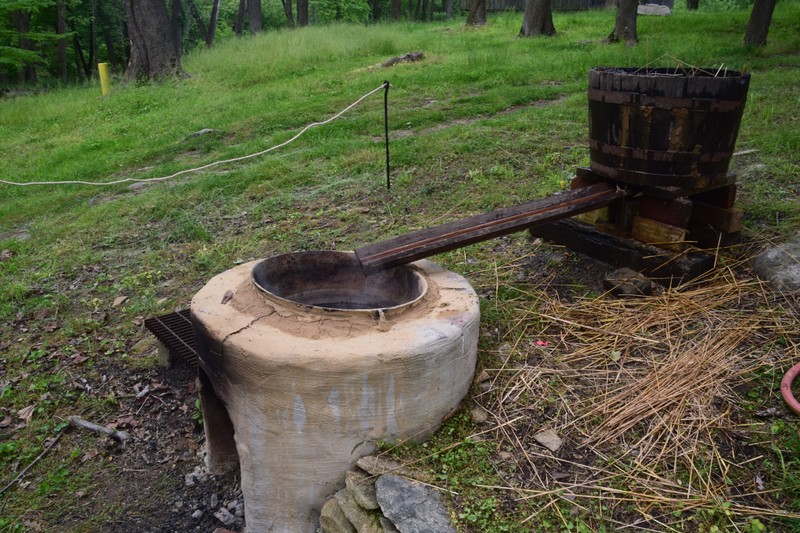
[535,340,549,347]
[0,416,12,428]
[113,296,128,307]
[17,404,35,423]
[221,290,234,305]
[610,350,622,362]
[0,249,11,261]
[756,471,764,491]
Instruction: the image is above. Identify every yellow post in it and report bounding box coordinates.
[98,63,111,96]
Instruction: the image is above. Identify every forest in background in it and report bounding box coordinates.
[0,0,777,88]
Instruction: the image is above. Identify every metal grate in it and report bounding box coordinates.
[144,309,198,368]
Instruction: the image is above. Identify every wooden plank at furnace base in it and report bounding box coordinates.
[530,219,715,286]
[686,221,741,249]
[631,216,687,252]
[356,183,624,274]
[639,196,693,228]
[691,202,744,233]
[690,184,737,209]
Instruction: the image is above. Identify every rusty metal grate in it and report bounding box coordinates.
[144,309,198,368]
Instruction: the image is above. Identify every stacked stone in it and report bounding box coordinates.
[320,456,456,533]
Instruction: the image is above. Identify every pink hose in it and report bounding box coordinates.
[781,362,800,415]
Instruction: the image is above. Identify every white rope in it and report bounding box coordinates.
[0,83,388,188]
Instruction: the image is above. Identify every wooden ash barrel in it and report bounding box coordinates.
[588,67,750,189]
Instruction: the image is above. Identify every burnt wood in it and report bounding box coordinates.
[356,182,624,274]
[530,219,715,286]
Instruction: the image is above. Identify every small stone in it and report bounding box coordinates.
[335,488,382,532]
[209,493,219,508]
[475,369,490,384]
[603,267,652,297]
[345,470,379,510]
[214,507,236,526]
[498,451,513,461]
[470,405,489,424]
[533,429,563,452]
[226,500,238,511]
[375,474,457,533]
[320,497,356,533]
[191,510,203,519]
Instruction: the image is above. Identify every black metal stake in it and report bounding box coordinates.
[383,80,390,191]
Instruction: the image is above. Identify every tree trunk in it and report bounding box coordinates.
[249,0,262,33]
[297,0,309,25]
[124,0,183,80]
[73,33,91,80]
[390,0,401,19]
[171,0,183,61]
[12,10,37,83]
[421,0,428,21]
[57,0,68,82]
[97,2,121,69]
[466,0,486,25]
[91,0,99,70]
[744,0,776,47]
[208,0,221,45]
[607,0,638,45]
[429,0,434,21]
[282,0,295,26]
[519,0,556,36]
[234,0,247,35]
[444,0,453,19]
[686,0,699,10]
[186,0,209,43]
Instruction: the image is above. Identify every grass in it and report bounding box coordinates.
[1,3,800,531]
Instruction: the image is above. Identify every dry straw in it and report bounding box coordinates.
[474,258,800,529]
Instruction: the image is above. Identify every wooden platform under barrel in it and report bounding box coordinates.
[531,67,750,284]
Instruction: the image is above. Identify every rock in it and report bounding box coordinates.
[533,429,563,452]
[191,509,203,520]
[209,493,219,508]
[335,488,382,532]
[380,517,400,532]
[188,128,223,138]
[470,405,489,424]
[320,497,356,533]
[637,3,671,15]
[356,456,430,483]
[345,469,379,510]
[603,267,653,297]
[214,507,236,526]
[752,237,800,291]
[475,369,490,384]
[375,474,457,533]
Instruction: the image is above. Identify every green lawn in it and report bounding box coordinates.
[1,3,800,531]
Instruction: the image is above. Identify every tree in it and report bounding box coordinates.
[297,0,309,25]
[281,0,295,26]
[207,0,220,45]
[606,0,637,45]
[248,0,262,33]
[466,0,486,25]
[519,0,556,37]
[744,0,776,47]
[686,0,699,10]
[124,0,183,80]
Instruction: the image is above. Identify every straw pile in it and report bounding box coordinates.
[474,261,800,530]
